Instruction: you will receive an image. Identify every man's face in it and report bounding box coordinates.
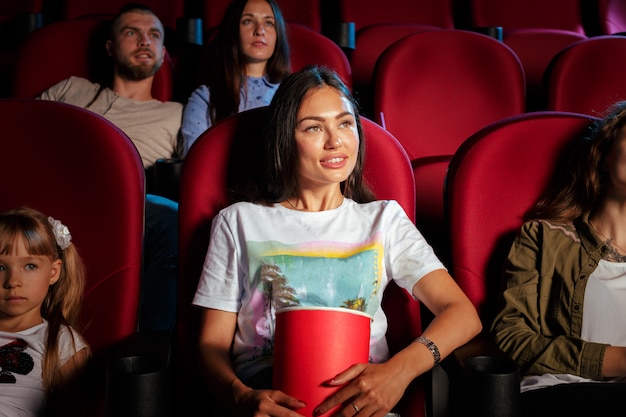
[107,11,165,81]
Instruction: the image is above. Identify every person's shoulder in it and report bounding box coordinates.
[192,84,209,95]
[57,323,88,348]
[261,75,280,88]
[187,84,210,99]
[521,219,578,240]
[66,76,97,86]
[39,76,99,99]
[58,76,100,92]
[214,201,269,224]
[356,199,401,212]
[161,100,183,110]
[221,201,265,215]
[344,199,410,219]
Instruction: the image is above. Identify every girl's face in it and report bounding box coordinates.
[294,85,359,191]
[605,125,626,196]
[0,235,61,331]
[239,0,277,70]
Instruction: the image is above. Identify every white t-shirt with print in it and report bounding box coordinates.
[0,320,88,417]
[192,198,445,381]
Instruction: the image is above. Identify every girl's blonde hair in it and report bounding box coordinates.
[0,207,86,392]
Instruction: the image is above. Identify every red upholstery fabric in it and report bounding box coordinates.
[177,106,426,416]
[502,28,586,111]
[351,24,441,89]
[201,0,322,33]
[287,23,352,88]
[0,99,145,416]
[373,29,525,259]
[11,17,174,101]
[60,0,184,31]
[446,111,597,326]
[350,23,442,117]
[470,0,585,34]
[338,0,454,33]
[545,35,626,116]
[598,0,626,34]
[275,0,322,32]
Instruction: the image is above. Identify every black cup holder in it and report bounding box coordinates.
[461,355,522,417]
[105,355,172,417]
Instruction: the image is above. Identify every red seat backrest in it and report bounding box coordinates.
[373,29,525,258]
[502,28,586,111]
[350,23,442,117]
[287,23,352,88]
[338,0,454,33]
[545,35,626,116]
[60,0,184,31]
[11,16,174,101]
[374,29,525,173]
[0,98,145,416]
[470,0,585,34]
[446,111,597,325]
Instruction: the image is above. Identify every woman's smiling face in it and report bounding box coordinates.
[293,85,359,191]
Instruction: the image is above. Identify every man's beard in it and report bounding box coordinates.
[116,54,162,81]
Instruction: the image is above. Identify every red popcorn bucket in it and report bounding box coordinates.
[273,306,372,417]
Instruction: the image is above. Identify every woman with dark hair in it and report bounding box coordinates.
[192,66,481,417]
[492,101,626,416]
[262,63,371,205]
[180,0,290,156]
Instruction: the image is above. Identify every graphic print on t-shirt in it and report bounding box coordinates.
[247,236,382,357]
[0,339,34,383]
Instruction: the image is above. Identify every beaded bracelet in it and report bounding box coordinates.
[414,335,441,366]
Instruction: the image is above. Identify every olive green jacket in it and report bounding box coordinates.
[491,214,613,380]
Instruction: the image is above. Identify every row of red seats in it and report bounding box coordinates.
[0,98,601,417]
[0,0,624,82]
[0,97,427,416]
[368,30,626,261]
[2,0,625,104]
[2,0,624,36]
[6,13,625,116]
[8,13,626,260]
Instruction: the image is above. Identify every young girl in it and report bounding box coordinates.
[0,207,89,417]
[180,0,291,156]
[193,66,481,417]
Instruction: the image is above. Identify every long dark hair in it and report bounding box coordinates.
[206,0,290,124]
[263,65,375,204]
[527,101,626,222]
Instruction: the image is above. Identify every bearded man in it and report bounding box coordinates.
[38,3,182,332]
[39,3,182,167]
